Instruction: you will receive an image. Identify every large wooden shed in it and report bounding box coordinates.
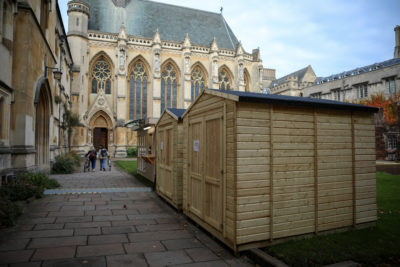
[182,89,378,252]
[155,108,186,210]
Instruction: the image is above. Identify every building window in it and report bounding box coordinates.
[190,66,205,102]
[332,89,341,101]
[386,134,398,150]
[310,92,322,99]
[91,58,111,94]
[129,61,148,120]
[161,63,178,113]
[40,0,49,32]
[219,67,232,90]
[76,17,79,26]
[244,71,250,92]
[0,0,5,38]
[356,83,368,99]
[385,77,397,96]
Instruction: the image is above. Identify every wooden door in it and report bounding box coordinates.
[188,117,203,218]
[94,128,108,149]
[203,113,223,231]
[158,126,173,199]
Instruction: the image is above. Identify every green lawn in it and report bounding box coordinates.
[115,160,154,188]
[265,172,400,267]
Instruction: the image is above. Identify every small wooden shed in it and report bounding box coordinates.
[137,126,156,183]
[182,89,378,252]
[155,108,186,210]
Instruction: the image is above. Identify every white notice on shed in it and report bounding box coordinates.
[160,142,164,150]
[193,140,200,152]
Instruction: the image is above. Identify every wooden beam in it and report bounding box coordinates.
[351,111,356,226]
[269,105,274,241]
[313,109,319,233]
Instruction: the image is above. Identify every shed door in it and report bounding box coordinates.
[188,112,223,232]
[204,113,223,231]
[158,126,173,199]
[188,118,203,218]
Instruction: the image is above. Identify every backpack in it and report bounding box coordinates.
[88,151,96,159]
[101,149,107,157]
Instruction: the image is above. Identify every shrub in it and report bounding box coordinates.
[0,184,43,201]
[127,147,138,157]
[0,196,22,227]
[18,172,60,189]
[52,151,81,174]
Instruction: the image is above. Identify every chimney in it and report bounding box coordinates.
[395,25,400,58]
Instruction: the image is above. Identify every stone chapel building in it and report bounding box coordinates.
[67,0,268,157]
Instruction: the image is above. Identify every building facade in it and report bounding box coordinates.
[269,65,316,96]
[67,0,267,157]
[0,0,73,179]
[302,26,400,160]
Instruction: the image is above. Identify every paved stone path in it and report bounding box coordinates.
[0,162,254,266]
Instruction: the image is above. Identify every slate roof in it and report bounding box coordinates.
[83,0,239,49]
[167,108,186,120]
[271,66,311,87]
[206,89,378,112]
[315,57,400,85]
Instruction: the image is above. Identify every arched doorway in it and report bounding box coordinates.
[89,111,113,150]
[35,84,50,167]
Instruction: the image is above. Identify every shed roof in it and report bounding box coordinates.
[167,108,186,120]
[183,89,378,116]
[83,0,239,49]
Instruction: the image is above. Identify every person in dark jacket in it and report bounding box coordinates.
[85,146,97,172]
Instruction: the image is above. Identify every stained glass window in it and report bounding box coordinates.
[129,61,148,120]
[244,71,250,92]
[161,63,178,113]
[219,68,231,90]
[91,58,111,94]
[191,66,206,102]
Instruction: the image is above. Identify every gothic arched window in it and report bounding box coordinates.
[219,67,232,90]
[129,61,148,120]
[191,66,206,102]
[161,63,178,112]
[244,70,250,92]
[91,58,112,94]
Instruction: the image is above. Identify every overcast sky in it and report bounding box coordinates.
[59,0,400,78]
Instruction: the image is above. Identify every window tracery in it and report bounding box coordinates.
[190,66,206,102]
[219,68,231,90]
[129,61,148,120]
[91,58,111,94]
[161,63,178,112]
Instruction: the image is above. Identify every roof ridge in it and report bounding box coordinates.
[142,0,222,16]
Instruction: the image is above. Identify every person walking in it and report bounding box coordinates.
[85,147,97,172]
[99,145,109,171]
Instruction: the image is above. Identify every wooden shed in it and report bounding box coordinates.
[137,126,156,183]
[155,108,186,210]
[182,89,378,252]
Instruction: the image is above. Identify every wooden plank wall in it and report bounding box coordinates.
[183,93,236,243]
[235,103,377,246]
[176,120,184,208]
[353,112,377,224]
[271,106,316,239]
[317,110,353,232]
[235,103,271,244]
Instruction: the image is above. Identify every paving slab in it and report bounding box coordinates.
[42,256,106,267]
[88,234,128,245]
[124,241,165,254]
[31,246,76,261]
[101,226,136,235]
[0,239,30,251]
[28,236,87,249]
[145,250,193,267]
[106,254,148,267]
[0,250,34,264]
[76,244,125,257]
[184,248,220,262]
[10,262,42,267]
[161,238,203,250]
